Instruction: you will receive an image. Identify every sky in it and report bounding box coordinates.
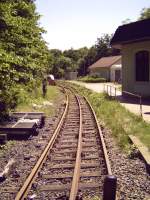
[35,0,150,50]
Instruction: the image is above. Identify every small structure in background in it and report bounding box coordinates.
[111,18,150,97]
[65,71,78,80]
[47,74,55,85]
[88,56,122,82]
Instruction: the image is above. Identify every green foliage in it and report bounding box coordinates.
[15,85,64,117]
[53,56,75,77]
[139,7,150,20]
[122,7,150,24]
[63,48,80,62]
[47,7,150,80]
[78,34,120,76]
[48,35,120,78]
[48,47,88,78]
[0,0,49,119]
[78,75,106,83]
[0,140,16,157]
[122,18,131,25]
[78,46,97,76]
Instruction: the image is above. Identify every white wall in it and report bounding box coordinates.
[110,65,122,82]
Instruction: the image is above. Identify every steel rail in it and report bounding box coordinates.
[84,96,112,175]
[69,94,82,200]
[15,90,69,200]
[84,96,119,200]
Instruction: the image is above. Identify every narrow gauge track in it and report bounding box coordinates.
[15,88,112,200]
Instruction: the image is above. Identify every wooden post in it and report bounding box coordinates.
[103,175,117,200]
[140,96,142,118]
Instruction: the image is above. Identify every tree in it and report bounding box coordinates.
[63,48,80,62]
[49,55,75,78]
[95,34,111,60]
[139,8,150,20]
[49,49,62,57]
[77,34,120,76]
[121,18,131,25]
[77,46,96,76]
[63,47,89,73]
[0,0,49,118]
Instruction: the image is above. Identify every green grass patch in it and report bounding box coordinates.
[66,82,150,152]
[78,75,106,83]
[0,140,16,157]
[14,85,64,117]
[84,197,101,200]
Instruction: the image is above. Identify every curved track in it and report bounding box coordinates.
[15,88,112,200]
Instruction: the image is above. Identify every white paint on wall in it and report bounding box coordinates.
[110,64,122,82]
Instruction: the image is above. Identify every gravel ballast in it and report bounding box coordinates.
[100,122,150,200]
[0,103,65,199]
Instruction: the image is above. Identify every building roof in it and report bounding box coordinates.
[89,55,121,70]
[111,18,150,48]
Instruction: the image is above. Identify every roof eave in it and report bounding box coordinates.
[89,65,111,70]
[111,37,150,49]
[111,43,122,49]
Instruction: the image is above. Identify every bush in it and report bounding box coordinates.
[78,75,106,83]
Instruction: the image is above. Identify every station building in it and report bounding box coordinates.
[111,18,150,97]
[88,55,122,82]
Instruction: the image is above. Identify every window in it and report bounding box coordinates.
[135,51,149,81]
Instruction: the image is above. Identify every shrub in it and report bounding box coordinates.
[78,75,106,83]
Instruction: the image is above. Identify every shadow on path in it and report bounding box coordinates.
[116,94,150,106]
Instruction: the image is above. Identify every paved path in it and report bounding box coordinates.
[70,81,150,123]
[70,81,105,93]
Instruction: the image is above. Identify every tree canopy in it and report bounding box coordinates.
[0,0,49,118]
[139,7,150,20]
[1,3,148,118]
[47,34,120,78]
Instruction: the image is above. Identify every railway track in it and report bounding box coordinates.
[12,88,115,199]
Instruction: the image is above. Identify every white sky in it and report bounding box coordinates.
[35,0,150,50]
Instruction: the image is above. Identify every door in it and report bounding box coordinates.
[115,70,121,82]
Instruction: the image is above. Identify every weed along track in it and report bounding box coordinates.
[12,88,115,200]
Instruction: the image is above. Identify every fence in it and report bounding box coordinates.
[103,84,119,97]
[103,84,143,117]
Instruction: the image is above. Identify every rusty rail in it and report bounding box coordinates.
[69,95,82,200]
[84,96,119,200]
[63,84,117,199]
[15,85,117,200]
[15,90,69,200]
[84,96,112,175]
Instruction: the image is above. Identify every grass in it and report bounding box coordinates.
[0,85,64,156]
[78,75,106,83]
[84,197,101,200]
[66,82,150,153]
[0,140,16,157]
[14,85,64,117]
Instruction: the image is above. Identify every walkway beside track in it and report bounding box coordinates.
[70,81,150,123]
